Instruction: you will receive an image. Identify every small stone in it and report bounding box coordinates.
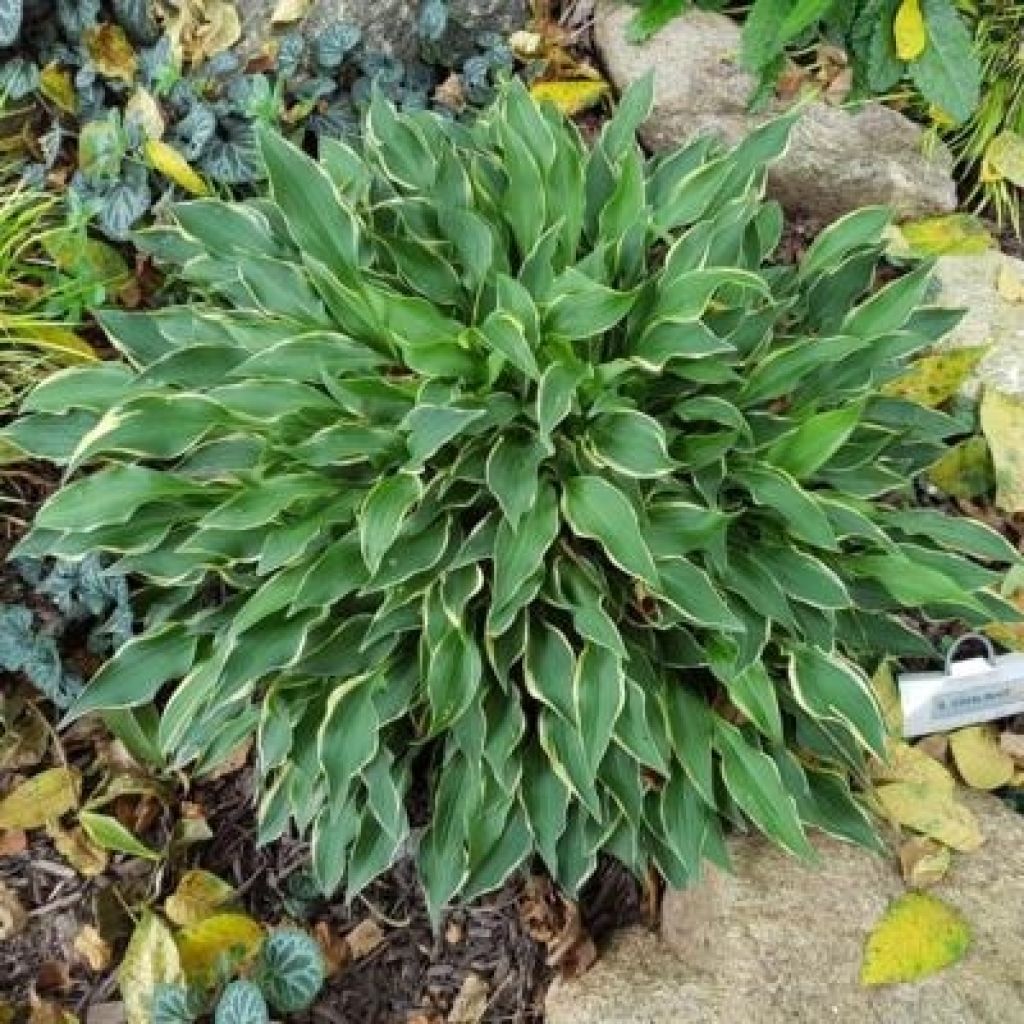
[546,790,1024,1023]
[594,2,957,224]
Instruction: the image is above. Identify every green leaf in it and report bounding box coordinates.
[537,361,586,444]
[402,405,485,465]
[80,810,162,860]
[428,626,483,731]
[654,557,745,631]
[765,405,862,480]
[563,476,658,584]
[258,929,325,1013]
[715,719,814,857]
[215,981,269,1024]
[587,410,676,478]
[486,434,546,529]
[573,643,625,773]
[359,473,422,574]
[626,0,689,43]
[544,270,637,340]
[789,646,886,756]
[525,620,576,721]
[258,124,360,268]
[908,0,980,124]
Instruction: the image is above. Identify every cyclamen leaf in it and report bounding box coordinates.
[0,0,21,46]
[215,981,269,1024]
[258,929,325,1013]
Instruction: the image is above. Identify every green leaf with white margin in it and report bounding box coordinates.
[799,206,891,279]
[789,645,886,757]
[544,270,637,340]
[586,409,676,478]
[401,404,485,466]
[662,684,715,806]
[486,434,546,529]
[477,311,539,379]
[524,620,576,721]
[765,404,862,480]
[521,743,569,876]
[562,476,658,584]
[714,719,815,858]
[427,625,483,731]
[358,472,422,574]
[63,624,198,722]
[842,262,933,337]
[257,124,360,269]
[537,361,586,445]
[654,557,745,631]
[573,643,625,773]
[735,464,837,549]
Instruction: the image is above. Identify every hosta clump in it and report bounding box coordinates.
[7,78,1021,913]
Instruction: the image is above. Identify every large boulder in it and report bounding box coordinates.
[594,2,957,224]
[546,790,1024,1023]
[930,249,1024,398]
[237,0,525,62]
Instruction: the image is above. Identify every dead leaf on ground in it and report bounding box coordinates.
[176,911,264,983]
[883,347,988,408]
[980,387,1024,515]
[313,920,350,978]
[870,738,955,790]
[899,837,951,887]
[915,733,950,764]
[47,823,108,877]
[520,876,597,978]
[84,24,138,83]
[950,725,1015,790]
[118,911,181,1024]
[0,767,81,830]
[447,973,489,1024]
[0,829,27,856]
[27,996,78,1024]
[434,74,466,113]
[0,880,28,939]
[875,782,983,851]
[75,925,113,972]
[860,891,969,986]
[530,79,610,116]
[35,961,72,994]
[165,870,235,927]
[270,0,313,24]
[999,731,1024,762]
[345,918,385,960]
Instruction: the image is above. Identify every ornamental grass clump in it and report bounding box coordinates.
[5,78,1020,915]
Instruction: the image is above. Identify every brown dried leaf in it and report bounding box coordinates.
[48,823,109,878]
[28,996,77,1024]
[0,880,28,940]
[0,829,27,856]
[75,925,113,972]
[434,74,466,114]
[999,731,1024,762]
[0,768,80,830]
[84,24,138,83]
[447,974,489,1024]
[899,837,951,888]
[345,919,385,960]
[36,960,72,994]
[313,920,350,978]
[914,734,950,764]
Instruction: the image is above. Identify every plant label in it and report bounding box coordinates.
[899,651,1024,737]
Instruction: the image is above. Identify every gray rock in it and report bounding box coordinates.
[594,2,957,224]
[546,789,1024,1024]
[930,249,1024,397]
[237,0,525,63]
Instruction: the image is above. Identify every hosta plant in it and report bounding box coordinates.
[6,78,1021,916]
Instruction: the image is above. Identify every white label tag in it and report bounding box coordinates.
[898,652,1024,737]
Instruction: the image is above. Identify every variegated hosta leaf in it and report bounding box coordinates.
[7,76,1020,917]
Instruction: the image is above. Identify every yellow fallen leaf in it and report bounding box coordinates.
[928,435,994,500]
[897,213,993,257]
[893,0,927,61]
[271,0,313,23]
[39,64,77,114]
[997,260,1024,304]
[530,79,610,117]
[950,725,1015,790]
[47,822,108,877]
[898,836,951,887]
[176,912,264,983]
[119,911,182,1024]
[143,140,209,196]
[125,88,165,141]
[165,870,235,927]
[0,767,80,829]
[74,925,112,972]
[985,131,1024,188]
[0,880,28,940]
[19,326,99,362]
[999,731,1024,762]
[875,782,983,851]
[883,346,988,407]
[510,30,544,58]
[870,661,903,737]
[861,891,969,985]
[84,23,138,83]
[871,738,955,791]
[980,387,1024,514]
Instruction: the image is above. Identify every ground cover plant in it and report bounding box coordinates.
[0,0,514,239]
[3,76,1022,921]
